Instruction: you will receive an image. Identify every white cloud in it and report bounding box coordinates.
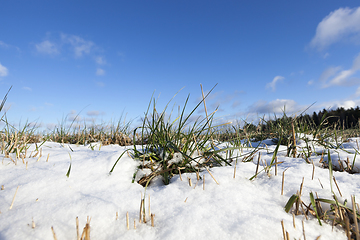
[61,34,94,58]
[87,111,100,116]
[0,63,8,77]
[321,53,360,88]
[266,76,284,91]
[95,56,106,65]
[67,114,82,122]
[307,80,314,85]
[96,68,105,76]
[23,87,32,91]
[0,41,21,52]
[319,66,342,82]
[35,40,60,55]
[321,99,360,110]
[0,41,10,48]
[249,99,300,114]
[310,7,360,50]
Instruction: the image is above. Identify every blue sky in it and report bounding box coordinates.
[1,1,360,130]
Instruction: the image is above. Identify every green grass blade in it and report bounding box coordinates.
[310,192,322,226]
[66,163,71,178]
[284,194,298,213]
[109,149,132,174]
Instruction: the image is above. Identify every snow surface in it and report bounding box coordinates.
[1,139,360,239]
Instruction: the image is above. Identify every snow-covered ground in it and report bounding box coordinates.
[1,138,360,239]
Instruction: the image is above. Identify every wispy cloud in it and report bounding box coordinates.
[310,6,360,50]
[35,33,105,76]
[0,41,21,52]
[87,111,100,117]
[266,76,284,92]
[320,53,360,88]
[96,68,105,76]
[0,63,9,77]
[0,41,9,48]
[35,40,60,55]
[67,110,82,122]
[95,56,106,65]
[61,33,94,58]
[86,111,105,117]
[23,87,32,91]
[249,99,300,114]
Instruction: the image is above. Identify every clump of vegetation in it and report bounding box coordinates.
[110,86,232,185]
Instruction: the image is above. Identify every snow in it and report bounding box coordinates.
[1,139,360,239]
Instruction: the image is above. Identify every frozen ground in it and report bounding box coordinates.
[1,138,360,239]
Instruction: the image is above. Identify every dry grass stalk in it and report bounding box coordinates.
[46,153,50,162]
[51,226,58,240]
[318,178,324,189]
[315,236,321,240]
[205,167,219,185]
[345,215,351,240]
[9,155,16,165]
[299,177,304,196]
[286,231,290,240]
[291,120,296,158]
[126,212,129,230]
[352,196,360,240]
[311,158,315,180]
[139,194,143,223]
[233,159,237,178]
[319,151,324,163]
[203,175,205,190]
[178,167,182,181]
[333,176,343,197]
[188,177,192,187]
[193,179,199,189]
[295,190,301,215]
[255,152,261,178]
[32,218,35,228]
[292,213,296,229]
[116,212,118,220]
[200,84,215,147]
[80,217,91,240]
[26,161,28,170]
[281,220,286,240]
[134,219,136,229]
[301,203,309,220]
[151,213,155,227]
[1,185,4,190]
[184,197,188,203]
[9,185,19,209]
[338,160,345,171]
[302,220,306,240]
[142,199,146,223]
